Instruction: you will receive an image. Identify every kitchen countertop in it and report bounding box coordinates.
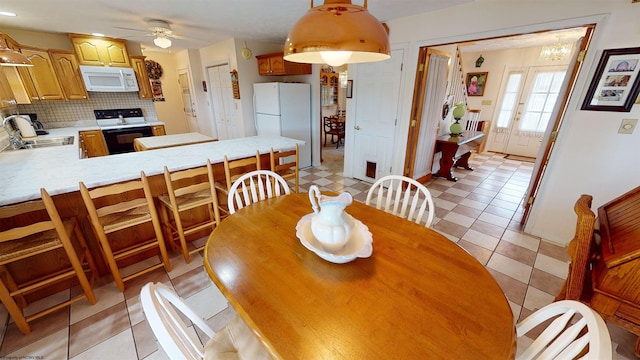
[0,131,303,206]
[134,132,216,151]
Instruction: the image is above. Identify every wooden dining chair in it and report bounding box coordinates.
[79,172,171,292]
[323,116,338,146]
[214,152,261,216]
[270,144,299,193]
[365,175,435,228]
[0,188,97,335]
[515,300,612,360]
[140,282,270,360]
[158,160,221,264]
[227,170,290,214]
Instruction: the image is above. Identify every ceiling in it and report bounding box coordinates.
[0,0,473,52]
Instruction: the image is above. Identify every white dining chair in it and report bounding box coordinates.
[140,282,270,360]
[516,300,612,360]
[365,175,435,228]
[227,170,291,214]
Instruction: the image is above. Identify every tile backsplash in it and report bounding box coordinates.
[15,92,158,126]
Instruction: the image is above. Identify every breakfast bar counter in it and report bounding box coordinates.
[133,132,217,151]
[0,135,303,206]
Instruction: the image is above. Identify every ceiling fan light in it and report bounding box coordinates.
[284,0,390,65]
[154,36,172,49]
[0,47,33,67]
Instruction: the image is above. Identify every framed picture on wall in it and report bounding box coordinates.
[346,80,353,98]
[581,47,640,112]
[466,72,488,96]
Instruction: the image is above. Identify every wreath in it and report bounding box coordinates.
[145,60,163,80]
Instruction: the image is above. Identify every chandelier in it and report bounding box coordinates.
[540,36,573,61]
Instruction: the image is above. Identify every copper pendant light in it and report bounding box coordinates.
[284,0,390,67]
[0,48,33,67]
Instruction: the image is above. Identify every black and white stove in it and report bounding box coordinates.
[94,108,153,154]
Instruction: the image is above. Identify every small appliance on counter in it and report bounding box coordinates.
[21,113,48,135]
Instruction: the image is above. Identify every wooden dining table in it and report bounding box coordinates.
[204,193,516,359]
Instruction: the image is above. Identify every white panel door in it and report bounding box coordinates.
[207,64,238,140]
[177,70,200,133]
[352,49,404,182]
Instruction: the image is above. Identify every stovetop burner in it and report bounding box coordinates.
[94,108,149,129]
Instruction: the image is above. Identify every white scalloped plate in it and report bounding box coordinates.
[295,213,373,264]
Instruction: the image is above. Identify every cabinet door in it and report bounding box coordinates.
[49,50,89,101]
[71,37,104,66]
[130,56,153,99]
[79,130,108,158]
[103,40,130,67]
[20,47,65,101]
[0,70,17,108]
[151,125,166,136]
[269,56,286,75]
[257,57,272,75]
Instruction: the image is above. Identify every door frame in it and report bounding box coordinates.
[404,24,595,224]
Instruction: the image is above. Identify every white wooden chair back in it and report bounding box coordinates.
[228,170,291,214]
[365,175,435,228]
[516,300,612,360]
[465,109,481,131]
[140,282,214,360]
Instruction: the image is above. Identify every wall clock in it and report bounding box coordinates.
[145,60,163,80]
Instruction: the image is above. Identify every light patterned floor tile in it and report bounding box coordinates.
[70,282,124,325]
[487,253,533,284]
[533,253,568,279]
[501,229,540,252]
[442,212,476,228]
[6,328,68,360]
[522,286,555,313]
[461,229,500,251]
[70,329,138,360]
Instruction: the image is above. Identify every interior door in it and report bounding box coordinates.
[491,66,567,158]
[177,70,199,133]
[352,49,404,182]
[207,64,238,140]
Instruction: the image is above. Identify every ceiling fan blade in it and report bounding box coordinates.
[113,26,147,32]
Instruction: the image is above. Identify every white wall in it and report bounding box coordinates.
[386,0,640,245]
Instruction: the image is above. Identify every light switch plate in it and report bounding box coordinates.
[618,118,638,134]
[481,100,492,106]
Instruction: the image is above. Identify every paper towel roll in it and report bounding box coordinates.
[14,116,37,138]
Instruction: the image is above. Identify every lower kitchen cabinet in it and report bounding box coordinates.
[151,125,165,136]
[79,130,108,158]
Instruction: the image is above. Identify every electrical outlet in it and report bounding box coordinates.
[618,118,638,134]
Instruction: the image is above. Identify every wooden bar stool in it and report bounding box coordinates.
[0,188,97,335]
[214,151,261,217]
[270,144,299,193]
[158,160,221,263]
[79,172,171,292]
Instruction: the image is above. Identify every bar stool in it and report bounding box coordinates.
[214,151,261,217]
[158,160,221,263]
[0,188,97,335]
[270,144,299,193]
[79,172,171,292]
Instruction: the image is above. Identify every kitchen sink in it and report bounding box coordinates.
[8,136,75,150]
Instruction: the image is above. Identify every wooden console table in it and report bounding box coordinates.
[433,131,485,182]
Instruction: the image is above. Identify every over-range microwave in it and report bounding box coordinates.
[79,66,139,92]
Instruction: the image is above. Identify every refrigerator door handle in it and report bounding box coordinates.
[253,94,258,134]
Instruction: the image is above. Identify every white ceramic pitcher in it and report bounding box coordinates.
[308,185,353,252]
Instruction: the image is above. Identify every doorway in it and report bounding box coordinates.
[404,25,594,223]
[177,69,199,133]
[320,66,347,165]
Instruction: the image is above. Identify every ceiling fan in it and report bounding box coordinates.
[115,19,179,49]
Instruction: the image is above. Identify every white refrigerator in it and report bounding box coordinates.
[254,82,311,168]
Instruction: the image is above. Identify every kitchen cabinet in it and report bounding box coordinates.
[151,125,166,136]
[256,52,311,76]
[321,72,339,105]
[130,56,153,100]
[68,34,130,67]
[18,46,65,101]
[79,130,108,158]
[49,49,89,101]
[0,70,17,109]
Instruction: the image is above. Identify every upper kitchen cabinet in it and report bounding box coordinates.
[18,46,65,101]
[49,49,89,101]
[68,34,130,67]
[256,52,311,76]
[130,56,153,100]
[0,70,17,109]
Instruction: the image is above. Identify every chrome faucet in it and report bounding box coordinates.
[2,115,26,149]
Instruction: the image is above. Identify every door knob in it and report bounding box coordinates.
[354,125,361,130]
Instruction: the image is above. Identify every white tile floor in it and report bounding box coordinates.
[1,148,638,359]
